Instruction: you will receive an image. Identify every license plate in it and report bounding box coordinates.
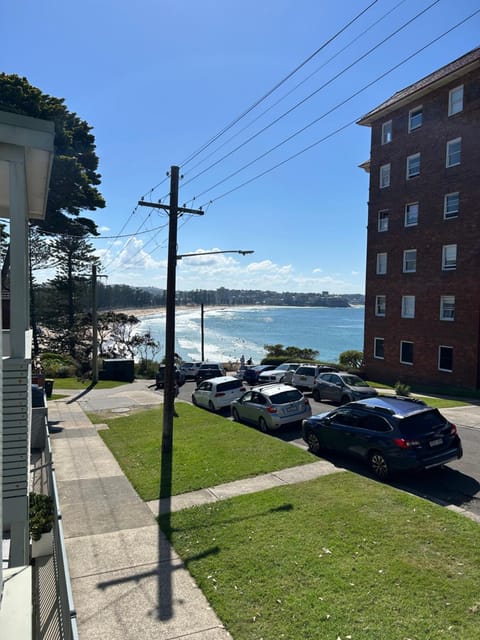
[429,438,443,447]
[287,404,297,413]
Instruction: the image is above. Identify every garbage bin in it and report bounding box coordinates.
[44,379,54,398]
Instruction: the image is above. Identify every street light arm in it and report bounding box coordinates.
[177,249,254,260]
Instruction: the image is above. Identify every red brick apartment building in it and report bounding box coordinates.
[358,47,480,391]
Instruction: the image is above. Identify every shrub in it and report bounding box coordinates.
[135,359,159,379]
[339,350,363,369]
[394,381,411,397]
[29,492,55,541]
[40,352,79,378]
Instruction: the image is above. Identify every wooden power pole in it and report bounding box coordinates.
[139,166,203,459]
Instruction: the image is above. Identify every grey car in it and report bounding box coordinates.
[231,383,312,432]
[312,372,377,404]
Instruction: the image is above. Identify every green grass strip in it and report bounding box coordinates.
[160,473,480,640]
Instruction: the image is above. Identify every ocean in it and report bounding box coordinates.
[137,305,365,365]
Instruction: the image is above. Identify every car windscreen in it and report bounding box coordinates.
[217,380,243,391]
[270,389,304,404]
[397,409,446,437]
[342,375,368,387]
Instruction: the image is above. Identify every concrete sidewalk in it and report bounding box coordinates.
[49,398,233,640]
[48,386,342,640]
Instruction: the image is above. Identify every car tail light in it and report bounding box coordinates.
[240,387,246,392]
[267,406,278,414]
[394,438,421,449]
[449,422,457,436]
[215,392,225,397]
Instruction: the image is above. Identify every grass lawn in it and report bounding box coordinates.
[96,403,315,500]
[51,377,128,390]
[160,473,480,640]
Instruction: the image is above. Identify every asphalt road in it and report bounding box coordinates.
[178,380,480,519]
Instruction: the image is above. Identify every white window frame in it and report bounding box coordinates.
[401,295,415,319]
[379,163,391,188]
[448,85,463,116]
[376,252,387,275]
[444,192,459,219]
[400,340,414,365]
[440,295,455,321]
[442,244,457,271]
[375,295,386,317]
[408,106,423,131]
[382,120,392,144]
[374,337,384,360]
[405,202,419,227]
[403,249,417,273]
[378,210,389,232]
[446,138,461,167]
[406,153,421,179]
[438,345,453,372]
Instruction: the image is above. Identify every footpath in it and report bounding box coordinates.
[48,382,341,640]
[48,381,480,639]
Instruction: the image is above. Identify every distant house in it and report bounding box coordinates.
[357,47,480,390]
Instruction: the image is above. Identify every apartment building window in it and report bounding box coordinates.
[382,120,392,144]
[442,244,457,270]
[403,249,416,273]
[375,295,386,316]
[408,106,422,131]
[405,202,419,226]
[406,153,420,179]
[380,163,391,188]
[401,295,415,318]
[400,341,413,365]
[440,295,455,320]
[376,252,387,274]
[444,192,459,219]
[448,85,463,116]
[446,138,461,167]
[374,337,384,359]
[378,210,389,232]
[438,346,453,372]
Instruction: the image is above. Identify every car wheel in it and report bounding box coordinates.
[312,388,320,402]
[306,431,321,455]
[369,450,390,480]
[258,417,269,433]
[208,400,216,412]
[340,395,350,405]
[232,408,240,422]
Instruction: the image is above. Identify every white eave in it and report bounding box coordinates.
[0,110,55,220]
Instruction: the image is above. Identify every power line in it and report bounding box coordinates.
[192,8,480,209]
[181,0,442,195]
[177,0,381,170]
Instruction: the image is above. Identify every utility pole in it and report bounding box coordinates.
[139,166,203,458]
[201,303,205,361]
[92,265,107,384]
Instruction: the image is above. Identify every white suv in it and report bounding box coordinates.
[258,363,301,384]
[290,365,337,392]
[192,376,246,411]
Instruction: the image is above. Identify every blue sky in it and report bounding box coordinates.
[2,1,479,293]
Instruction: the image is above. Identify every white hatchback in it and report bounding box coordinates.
[192,376,246,411]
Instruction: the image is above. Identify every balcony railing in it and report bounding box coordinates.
[31,419,79,640]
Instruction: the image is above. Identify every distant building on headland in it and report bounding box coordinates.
[358,47,480,391]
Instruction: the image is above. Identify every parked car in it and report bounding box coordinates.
[302,395,463,479]
[291,364,337,391]
[257,362,301,384]
[243,364,276,385]
[192,376,246,411]
[312,371,378,404]
[180,361,202,380]
[155,365,185,390]
[231,383,312,432]
[281,364,302,385]
[195,363,226,384]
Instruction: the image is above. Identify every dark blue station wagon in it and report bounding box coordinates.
[302,395,463,479]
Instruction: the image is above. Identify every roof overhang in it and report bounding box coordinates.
[0,110,55,220]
